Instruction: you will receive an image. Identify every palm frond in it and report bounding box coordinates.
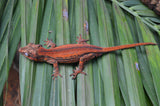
[112,0,160,34]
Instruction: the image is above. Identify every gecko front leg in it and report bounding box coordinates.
[70,53,102,79]
[46,59,62,79]
[44,38,56,48]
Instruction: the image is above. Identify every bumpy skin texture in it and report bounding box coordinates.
[19,34,156,79]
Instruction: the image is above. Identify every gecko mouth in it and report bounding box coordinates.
[18,48,29,56]
[20,52,29,57]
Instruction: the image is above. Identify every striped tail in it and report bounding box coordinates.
[102,42,156,52]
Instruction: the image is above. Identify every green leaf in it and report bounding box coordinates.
[0,0,14,97]
[113,0,160,34]
[96,0,121,105]
[122,0,141,6]
[136,18,160,105]
[0,36,8,96]
[113,2,146,105]
[31,0,54,105]
[0,0,14,41]
[19,0,40,105]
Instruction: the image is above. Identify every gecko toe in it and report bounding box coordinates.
[52,77,57,80]
[52,73,63,79]
[81,72,87,75]
[70,73,76,76]
[70,68,87,79]
[72,76,77,79]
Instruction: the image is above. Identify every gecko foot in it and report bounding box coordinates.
[76,34,89,44]
[70,67,87,79]
[51,71,63,80]
[44,38,56,48]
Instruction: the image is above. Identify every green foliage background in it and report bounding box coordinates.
[0,0,160,105]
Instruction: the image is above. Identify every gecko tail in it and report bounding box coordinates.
[102,42,157,52]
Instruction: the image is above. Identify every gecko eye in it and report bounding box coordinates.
[25,52,29,56]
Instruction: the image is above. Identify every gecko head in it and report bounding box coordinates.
[19,43,43,61]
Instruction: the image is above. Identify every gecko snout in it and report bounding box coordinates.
[19,48,22,52]
[18,47,25,53]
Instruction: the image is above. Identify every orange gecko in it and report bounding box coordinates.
[19,34,156,79]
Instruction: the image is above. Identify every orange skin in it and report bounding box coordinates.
[19,34,156,79]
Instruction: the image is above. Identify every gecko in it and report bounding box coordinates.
[19,34,156,79]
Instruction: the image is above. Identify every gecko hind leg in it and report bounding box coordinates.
[70,53,101,79]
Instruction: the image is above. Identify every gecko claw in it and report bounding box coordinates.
[51,72,63,80]
[76,34,89,44]
[70,67,87,79]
